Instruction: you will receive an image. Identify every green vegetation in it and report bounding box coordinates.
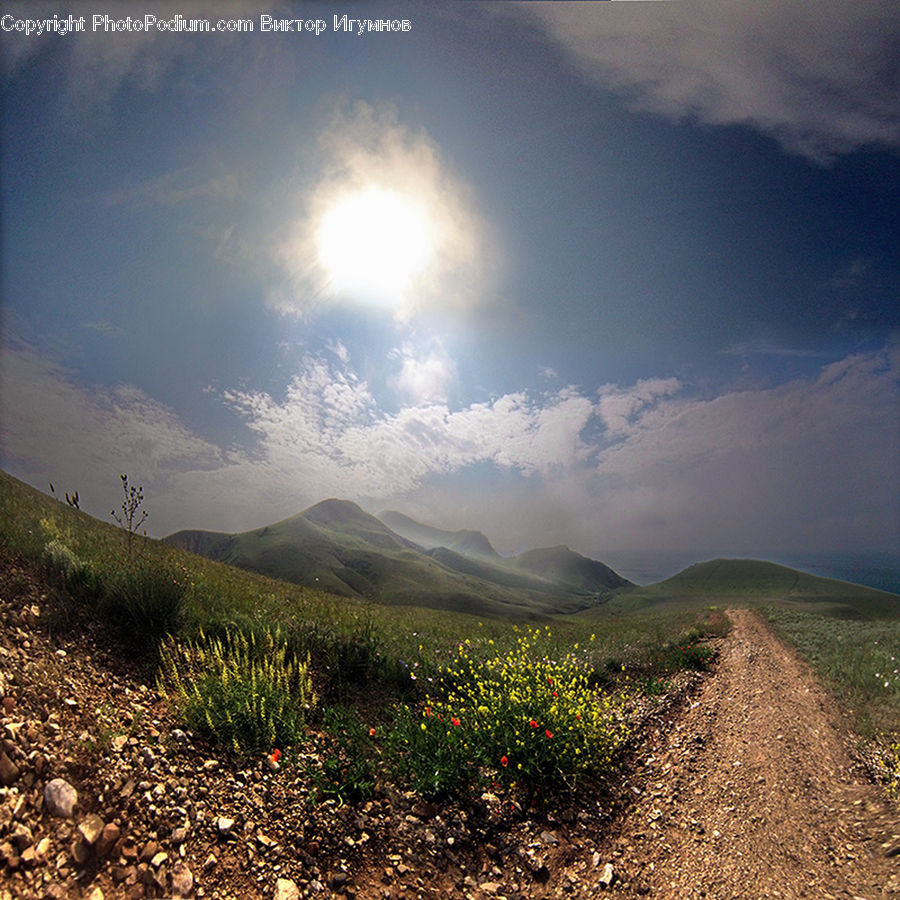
[390,627,628,801]
[158,625,315,755]
[2,469,897,806]
[762,609,899,737]
[611,558,900,619]
[762,607,899,797]
[164,499,630,618]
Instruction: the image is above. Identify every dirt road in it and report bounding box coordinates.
[609,609,899,899]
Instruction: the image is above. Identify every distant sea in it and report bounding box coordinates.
[609,550,900,595]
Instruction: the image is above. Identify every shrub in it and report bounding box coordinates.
[670,643,716,671]
[390,628,628,801]
[41,539,101,602]
[158,625,316,755]
[306,706,380,805]
[101,565,187,645]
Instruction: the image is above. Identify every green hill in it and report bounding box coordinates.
[165,500,628,618]
[599,558,900,620]
[514,545,632,594]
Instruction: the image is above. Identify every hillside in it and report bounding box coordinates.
[598,557,900,620]
[514,545,632,594]
[377,511,500,559]
[165,499,629,618]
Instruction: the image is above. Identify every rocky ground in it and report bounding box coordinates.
[0,552,897,900]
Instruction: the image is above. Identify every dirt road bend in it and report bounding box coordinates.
[611,608,899,899]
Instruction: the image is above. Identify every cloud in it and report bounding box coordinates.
[271,100,487,318]
[516,0,900,162]
[390,341,458,405]
[0,340,225,530]
[3,336,897,554]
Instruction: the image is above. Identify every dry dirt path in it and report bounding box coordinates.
[605,608,900,899]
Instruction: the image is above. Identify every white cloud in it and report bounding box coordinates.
[3,337,897,554]
[516,0,900,162]
[391,341,458,405]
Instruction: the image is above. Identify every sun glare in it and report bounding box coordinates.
[317,187,433,307]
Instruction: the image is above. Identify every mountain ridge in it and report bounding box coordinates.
[164,501,632,618]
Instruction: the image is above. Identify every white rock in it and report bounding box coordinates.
[274,877,300,900]
[599,862,614,887]
[44,778,78,818]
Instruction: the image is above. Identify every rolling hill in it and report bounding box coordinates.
[594,557,900,620]
[164,500,631,618]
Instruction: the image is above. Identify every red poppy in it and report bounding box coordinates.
[451,717,461,727]
[545,729,553,739]
[500,755,508,767]
[552,691,558,698]
[425,706,433,717]
[270,748,281,763]
[369,727,376,737]
[529,719,538,729]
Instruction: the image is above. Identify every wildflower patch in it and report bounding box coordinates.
[391,627,628,800]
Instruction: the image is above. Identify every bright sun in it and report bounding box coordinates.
[316,187,433,306]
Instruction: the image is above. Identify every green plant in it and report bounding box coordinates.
[101,564,187,645]
[390,627,628,802]
[306,706,380,805]
[670,643,716,671]
[640,675,672,696]
[110,474,148,559]
[158,625,316,755]
[41,539,101,602]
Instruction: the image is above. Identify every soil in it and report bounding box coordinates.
[1,551,898,900]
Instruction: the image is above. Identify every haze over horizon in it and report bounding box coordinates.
[2,1,899,571]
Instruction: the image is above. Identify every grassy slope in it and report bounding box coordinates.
[3,470,896,753]
[0,470,717,676]
[602,558,900,620]
[166,500,625,618]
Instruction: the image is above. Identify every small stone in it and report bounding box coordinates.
[140,840,160,863]
[171,826,188,846]
[88,887,105,900]
[256,831,277,850]
[171,728,187,743]
[0,840,20,869]
[0,751,20,786]
[171,865,194,897]
[217,816,235,838]
[203,852,217,871]
[35,837,52,861]
[592,851,601,868]
[11,822,34,851]
[71,838,91,865]
[599,863,614,888]
[479,883,500,894]
[274,877,301,900]
[96,822,121,857]
[1,697,15,715]
[151,850,168,868]
[78,813,105,845]
[540,830,559,846]
[44,778,78,818]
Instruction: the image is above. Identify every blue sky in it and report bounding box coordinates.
[2,0,899,571]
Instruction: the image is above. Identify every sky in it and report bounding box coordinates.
[2,0,899,576]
